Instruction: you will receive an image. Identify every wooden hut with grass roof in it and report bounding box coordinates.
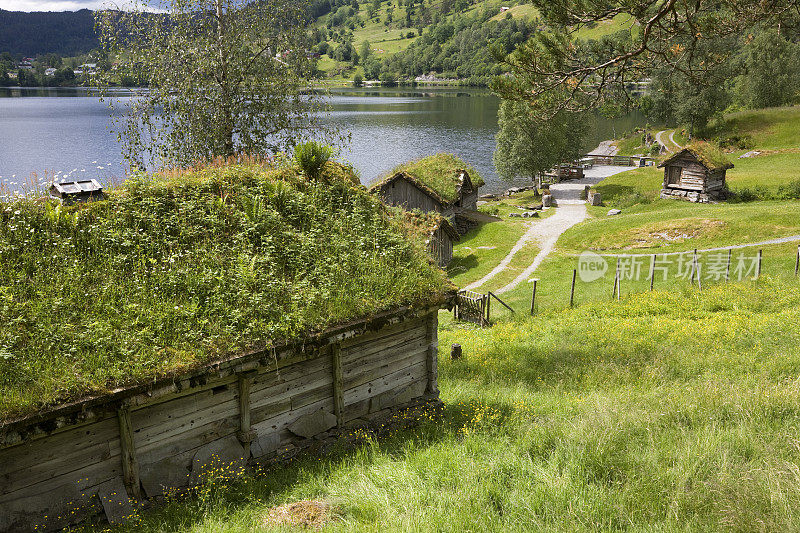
[0,160,455,532]
[369,154,485,235]
[658,142,734,202]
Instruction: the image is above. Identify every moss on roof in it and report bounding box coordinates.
[391,208,460,244]
[659,142,734,171]
[372,153,484,205]
[0,160,453,421]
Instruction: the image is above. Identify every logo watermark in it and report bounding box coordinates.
[578,251,608,282]
[577,251,761,282]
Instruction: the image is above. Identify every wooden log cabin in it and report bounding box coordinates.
[369,154,485,236]
[0,304,451,532]
[399,211,460,267]
[658,143,734,203]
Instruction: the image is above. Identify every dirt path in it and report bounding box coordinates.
[655,130,672,153]
[669,130,682,150]
[466,165,632,293]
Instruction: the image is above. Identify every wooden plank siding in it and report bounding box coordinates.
[0,308,442,532]
[375,179,441,214]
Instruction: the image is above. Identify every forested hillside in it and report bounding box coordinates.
[0,9,98,56]
[308,0,545,84]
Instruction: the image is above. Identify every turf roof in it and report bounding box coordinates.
[659,142,734,172]
[372,153,485,205]
[0,160,454,420]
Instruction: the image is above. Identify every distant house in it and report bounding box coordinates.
[369,154,485,235]
[658,143,733,203]
[44,68,57,76]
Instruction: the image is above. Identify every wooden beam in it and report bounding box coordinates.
[425,312,439,395]
[237,372,256,459]
[331,343,344,426]
[117,407,141,500]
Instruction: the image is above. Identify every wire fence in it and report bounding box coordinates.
[453,243,800,324]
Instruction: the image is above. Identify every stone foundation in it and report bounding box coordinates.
[660,188,724,203]
[453,215,478,235]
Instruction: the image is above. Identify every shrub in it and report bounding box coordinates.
[353,73,363,87]
[478,204,499,216]
[777,179,800,200]
[718,134,754,151]
[727,186,769,203]
[294,141,333,180]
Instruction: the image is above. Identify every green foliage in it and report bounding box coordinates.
[0,161,451,420]
[493,99,586,182]
[381,7,539,84]
[294,141,333,180]
[733,30,800,110]
[96,0,329,169]
[0,9,98,56]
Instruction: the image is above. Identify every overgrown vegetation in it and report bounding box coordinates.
[0,160,452,421]
[81,278,800,532]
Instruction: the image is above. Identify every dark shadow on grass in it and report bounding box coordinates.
[448,254,479,278]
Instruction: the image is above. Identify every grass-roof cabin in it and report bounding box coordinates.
[369,154,485,235]
[0,160,456,531]
[397,210,460,267]
[658,143,734,202]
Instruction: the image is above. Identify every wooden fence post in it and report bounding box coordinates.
[757,249,763,279]
[331,343,344,426]
[694,249,702,291]
[570,269,577,307]
[485,292,491,324]
[795,245,799,277]
[650,254,656,291]
[117,406,142,500]
[530,279,538,315]
[425,312,439,395]
[726,249,732,282]
[479,294,487,327]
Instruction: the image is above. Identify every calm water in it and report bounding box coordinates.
[0,86,645,195]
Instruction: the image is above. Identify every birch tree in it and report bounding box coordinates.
[96,0,328,169]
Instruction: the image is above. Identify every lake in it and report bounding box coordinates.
[0,86,645,196]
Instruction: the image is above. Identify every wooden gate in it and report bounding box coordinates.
[454,290,489,327]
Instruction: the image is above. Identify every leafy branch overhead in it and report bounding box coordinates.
[95,0,332,170]
[495,0,800,116]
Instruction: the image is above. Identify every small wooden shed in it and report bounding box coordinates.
[426,216,460,267]
[369,155,484,235]
[49,179,104,205]
[658,143,733,203]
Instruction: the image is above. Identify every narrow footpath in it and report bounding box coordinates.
[466,165,632,294]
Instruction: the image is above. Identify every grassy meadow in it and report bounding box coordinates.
[78,277,800,532]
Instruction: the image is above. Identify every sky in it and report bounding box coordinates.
[0,0,161,11]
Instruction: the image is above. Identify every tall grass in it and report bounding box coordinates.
[0,160,451,421]
[80,278,800,532]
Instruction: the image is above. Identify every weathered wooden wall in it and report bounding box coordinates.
[428,226,454,267]
[375,179,441,214]
[0,308,441,533]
